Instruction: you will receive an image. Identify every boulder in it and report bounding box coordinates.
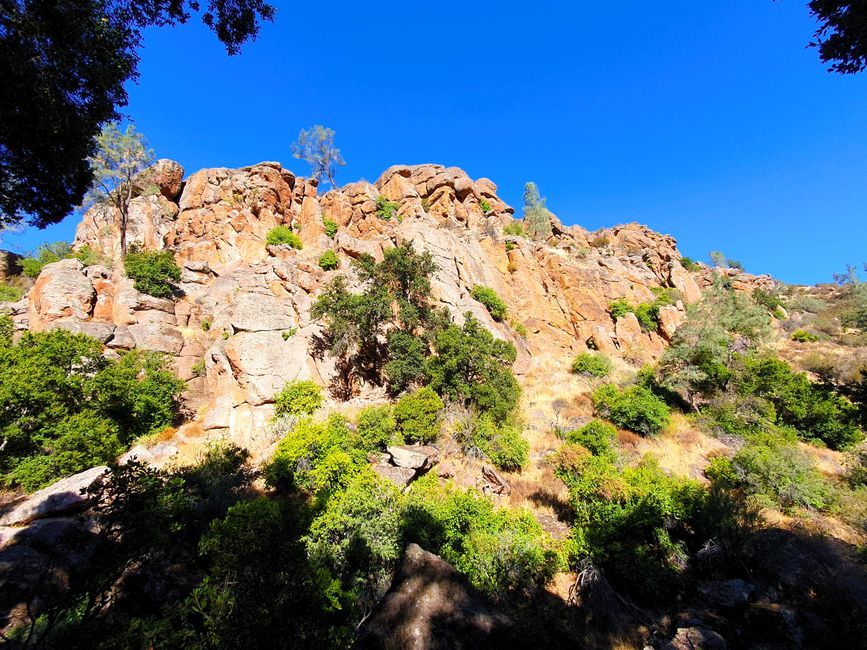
[127,322,184,354]
[387,445,440,470]
[663,626,727,650]
[27,259,94,329]
[372,463,417,488]
[0,466,108,526]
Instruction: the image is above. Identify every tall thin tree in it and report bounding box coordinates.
[291,125,346,188]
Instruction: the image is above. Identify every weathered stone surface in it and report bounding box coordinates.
[47,319,115,342]
[663,626,727,650]
[372,463,417,488]
[28,259,94,329]
[128,322,184,354]
[0,466,108,526]
[356,544,519,649]
[387,445,440,470]
[657,303,686,341]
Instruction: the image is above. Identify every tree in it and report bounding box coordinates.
[291,125,346,188]
[0,0,274,230]
[522,182,553,240]
[806,1,867,74]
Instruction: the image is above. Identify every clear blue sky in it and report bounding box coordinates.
[4,1,865,285]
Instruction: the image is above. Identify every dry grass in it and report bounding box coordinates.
[630,413,729,481]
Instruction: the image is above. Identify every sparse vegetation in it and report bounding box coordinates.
[375,195,401,221]
[318,249,338,270]
[680,256,699,271]
[124,248,180,298]
[323,217,338,238]
[266,225,303,249]
[0,283,23,302]
[479,198,492,213]
[503,220,525,236]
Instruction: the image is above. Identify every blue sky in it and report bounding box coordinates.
[4,1,865,284]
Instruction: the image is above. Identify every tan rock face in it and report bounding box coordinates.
[53,159,750,453]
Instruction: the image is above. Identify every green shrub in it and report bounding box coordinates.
[753,288,783,313]
[0,314,12,344]
[608,298,632,321]
[318,249,338,271]
[282,327,297,340]
[680,256,699,271]
[0,283,23,302]
[274,380,323,417]
[21,241,74,277]
[479,199,492,214]
[124,249,181,298]
[471,285,507,322]
[375,196,401,221]
[592,383,671,436]
[323,217,338,238]
[470,414,529,471]
[393,386,444,443]
[566,420,618,460]
[791,329,819,342]
[201,319,211,331]
[571,352,611,378]
[405,474,561,599]
[426,314,520,423]
[191,359,205,376]
[356,405,399,452]
[266,225,303,249]
[384,330,427,396]
[503,221,524,236]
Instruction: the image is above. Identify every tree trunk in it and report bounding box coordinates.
[120,205,128,261]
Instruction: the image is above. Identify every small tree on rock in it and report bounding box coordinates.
[86,123,154,259]
[522,182,553,240]
[291,125,345,188]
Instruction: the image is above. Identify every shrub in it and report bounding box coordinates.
[266,225,303,249]
[318,249,338,271]
[393,387,444,443]
[356,405,399,451]
[375,195,401,221]
[323,217,338,238]
[571,352,611,378]
[471,414,529,471]
[282,327,297,340]
[680,256,699,271]
[513,322,527,337]
[503,221,524,236]
[588,234,609,249]
[274,380,323,417]
[201,319,211,331]
[471,285,507,322]
[0,283,23,302]
[191,360,205,376]
[608,298,632,321]
[124,249,180,298]
[21,242,105,278]
[753,288,783,313]
[791,329,819,342]
[0,314,12,344]
[384,330,427,396]
[479,199,492,214]
[566,420,618,459]
[592,384,671,436]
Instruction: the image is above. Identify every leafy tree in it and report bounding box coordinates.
[471,414,529,471]
[383,329,428,396]
[522,182,554,240]
[356,405,399,451]
[805,0,867,73]
[709,250,727,268]
[86,122,154,258]
[592,384,671,436]
[393,386,444,443]
[291,124,345,188]
[0,0,274,229]
[124,248,181,298]
[571,352,611,378]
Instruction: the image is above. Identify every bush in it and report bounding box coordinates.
[503,221,524,236]
[266,225,303,249]
[375,196,401,221]
[566,420,618,460]
[471,285,507,322]
[323,217,338,238]
[274,380,323,417]
[680,256,699,271]
[0,283,23,302]
[470,415,529,471]
[356,405,399,452]
[393,387,444,443]
[753,288,783,313]
[608,298,632,321]
[571,352,611,378]
[592,383,671,436]
[479,199,492,214]
[588,234,609,249]
[124,249,181,298]
[318,249,338,270]
[791,329,819,342]
[384,330,427,396]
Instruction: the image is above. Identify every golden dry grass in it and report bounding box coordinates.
[629,412,729,481]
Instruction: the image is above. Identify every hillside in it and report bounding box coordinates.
[1,161,866,649]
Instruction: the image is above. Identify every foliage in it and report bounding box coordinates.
[0,313,13,344]
[426,314,520,423]
[513,321,528,337]
[404,475,561,599]
[124,248,181,298]
[0,283,23,302]
[680,256,699,271]
[709,250,727,268]
[323,217,338,238]
[592,384,671,436]
[608,298,632,321]
[471,285,508,322]
[791,329,819,342]
[393,387,444,443]
[566,420,618,460]
[608,289,680,332]
[282,327,297,340]
[266,225,303,249]
[753,288,783,313]
[807,0,867,74]
[0,331,182,490]
[274,380,323,417]
[356,405,399,451]
[291,124,345,187]
[841,283,867,329]
[375,195,401,221]
[571,352,612,378]
[21,241,102,277]
[479,198,492,213]
[503,220,525,236]
[383,329,428,396]
[522,182,553,240]
[318,249,339,270]
[458,414,529,471]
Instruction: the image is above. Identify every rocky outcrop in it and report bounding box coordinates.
[0,466,107,527]
[356,543,519,649]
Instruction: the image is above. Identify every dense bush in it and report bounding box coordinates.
[0,331,183,490]
[592,383,670,436]
[791,329,819,342]
[753,288,783,313]
[274,380,323,417]
[383,329,427,396]
[393,386,444,443]
[472,285,507,322]
[356,405,399,451]
[680,256,699,271]
[0,282,23,302]
[479,199,492,213]
[318,249,338,270]
[465,414,529,471]
[266,225,303,249]
[426,314,520,423]
[571,352,611,378]
[566,419,618,460]
[124,248,181,298]
[323,217,338,238]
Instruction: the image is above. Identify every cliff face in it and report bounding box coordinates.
[19,160,713,453]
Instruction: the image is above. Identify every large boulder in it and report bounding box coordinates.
[27,259,95,329]
[0,466,108,527]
